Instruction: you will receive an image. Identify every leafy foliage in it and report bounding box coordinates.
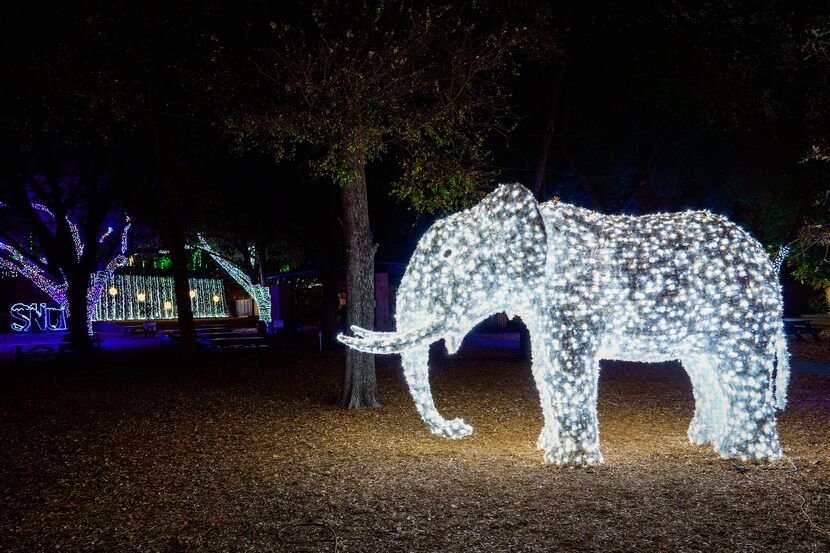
[635,1,801,130]
[790,191,830,288]
[206,0,547,212]
[806,289,830,314]
[786,15,830,287]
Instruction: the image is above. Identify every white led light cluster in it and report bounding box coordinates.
[340,183,789,466]
[196,234,272,323]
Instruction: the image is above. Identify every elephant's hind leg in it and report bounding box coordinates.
[682,354,728,446]
[531,363,559,452]
[542,351,603,466]
[711,354,782,461]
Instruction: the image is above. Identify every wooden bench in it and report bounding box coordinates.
[162,329,233,339]
[61,332,103,350]
[199,336,269,352]
[17,333,104,360]
[196,330,239,339]
[123,323,157,338]
[784,318,822,342]
[196,324,232,333]
[16,343,62,361]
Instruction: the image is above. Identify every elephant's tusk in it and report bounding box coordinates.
[349,325,376,338]
[338,321,445,354]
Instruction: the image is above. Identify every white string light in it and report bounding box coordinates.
[92,274,228,320]
[0,241,69,309]
[84,216,132,332]
[98,226,114,244]
[340,183,789,466]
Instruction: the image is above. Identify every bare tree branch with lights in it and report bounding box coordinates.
[196,234,271,324]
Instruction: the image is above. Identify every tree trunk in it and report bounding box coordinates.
[66,272,92,352]
[255,241,268,286]
[337,156,380,408]
[169,224,198,362]
[531,66,566,199]
[320,264,340,350]
[516,316,531,360]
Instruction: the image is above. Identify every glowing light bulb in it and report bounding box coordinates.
[108,286,118,297]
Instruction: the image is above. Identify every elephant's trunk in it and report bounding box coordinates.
[337,321,444,354]
[338,321,473,439]
[401,347,473,439]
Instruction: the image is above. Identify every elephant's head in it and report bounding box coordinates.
[339,183,547,438]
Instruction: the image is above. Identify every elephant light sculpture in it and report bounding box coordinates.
[339,183,789,466]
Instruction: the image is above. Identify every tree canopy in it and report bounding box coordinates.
[206,0,550,211]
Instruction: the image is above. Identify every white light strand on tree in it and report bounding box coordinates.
[85,216,132,332]
[0,202,70,310]
[773,245,790,274]
[28,202,84,259]
[0,240,69,309]
[340,183,789,466]
[196,234,271,323]
[99,226,114,244]
[67,219,84,259]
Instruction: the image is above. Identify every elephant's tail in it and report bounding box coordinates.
[772,245,790,410]
[774,329,790,410]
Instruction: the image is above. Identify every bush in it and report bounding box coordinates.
[807,290,830,314]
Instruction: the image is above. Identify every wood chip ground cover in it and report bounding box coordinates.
[1,335,829,551]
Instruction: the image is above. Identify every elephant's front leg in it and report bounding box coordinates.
[541,344,603,466]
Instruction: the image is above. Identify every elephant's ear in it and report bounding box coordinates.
[475,183,548,281]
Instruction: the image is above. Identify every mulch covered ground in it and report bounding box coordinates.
[788,330,830,363]
[1,334,829,552]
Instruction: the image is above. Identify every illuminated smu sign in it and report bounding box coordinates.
[10,302,67,332]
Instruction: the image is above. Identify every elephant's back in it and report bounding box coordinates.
[546,203,781,342]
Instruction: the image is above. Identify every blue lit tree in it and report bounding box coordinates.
[0,164,132,345]
[0,2,138,349]
[0,201,131,325]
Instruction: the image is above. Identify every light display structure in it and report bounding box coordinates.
[340,183,789,466]
[92,274,228,320]
[10,302,67,332]
[196,235,271,323]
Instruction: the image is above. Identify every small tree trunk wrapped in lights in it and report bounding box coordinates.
[196,234,272,324]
